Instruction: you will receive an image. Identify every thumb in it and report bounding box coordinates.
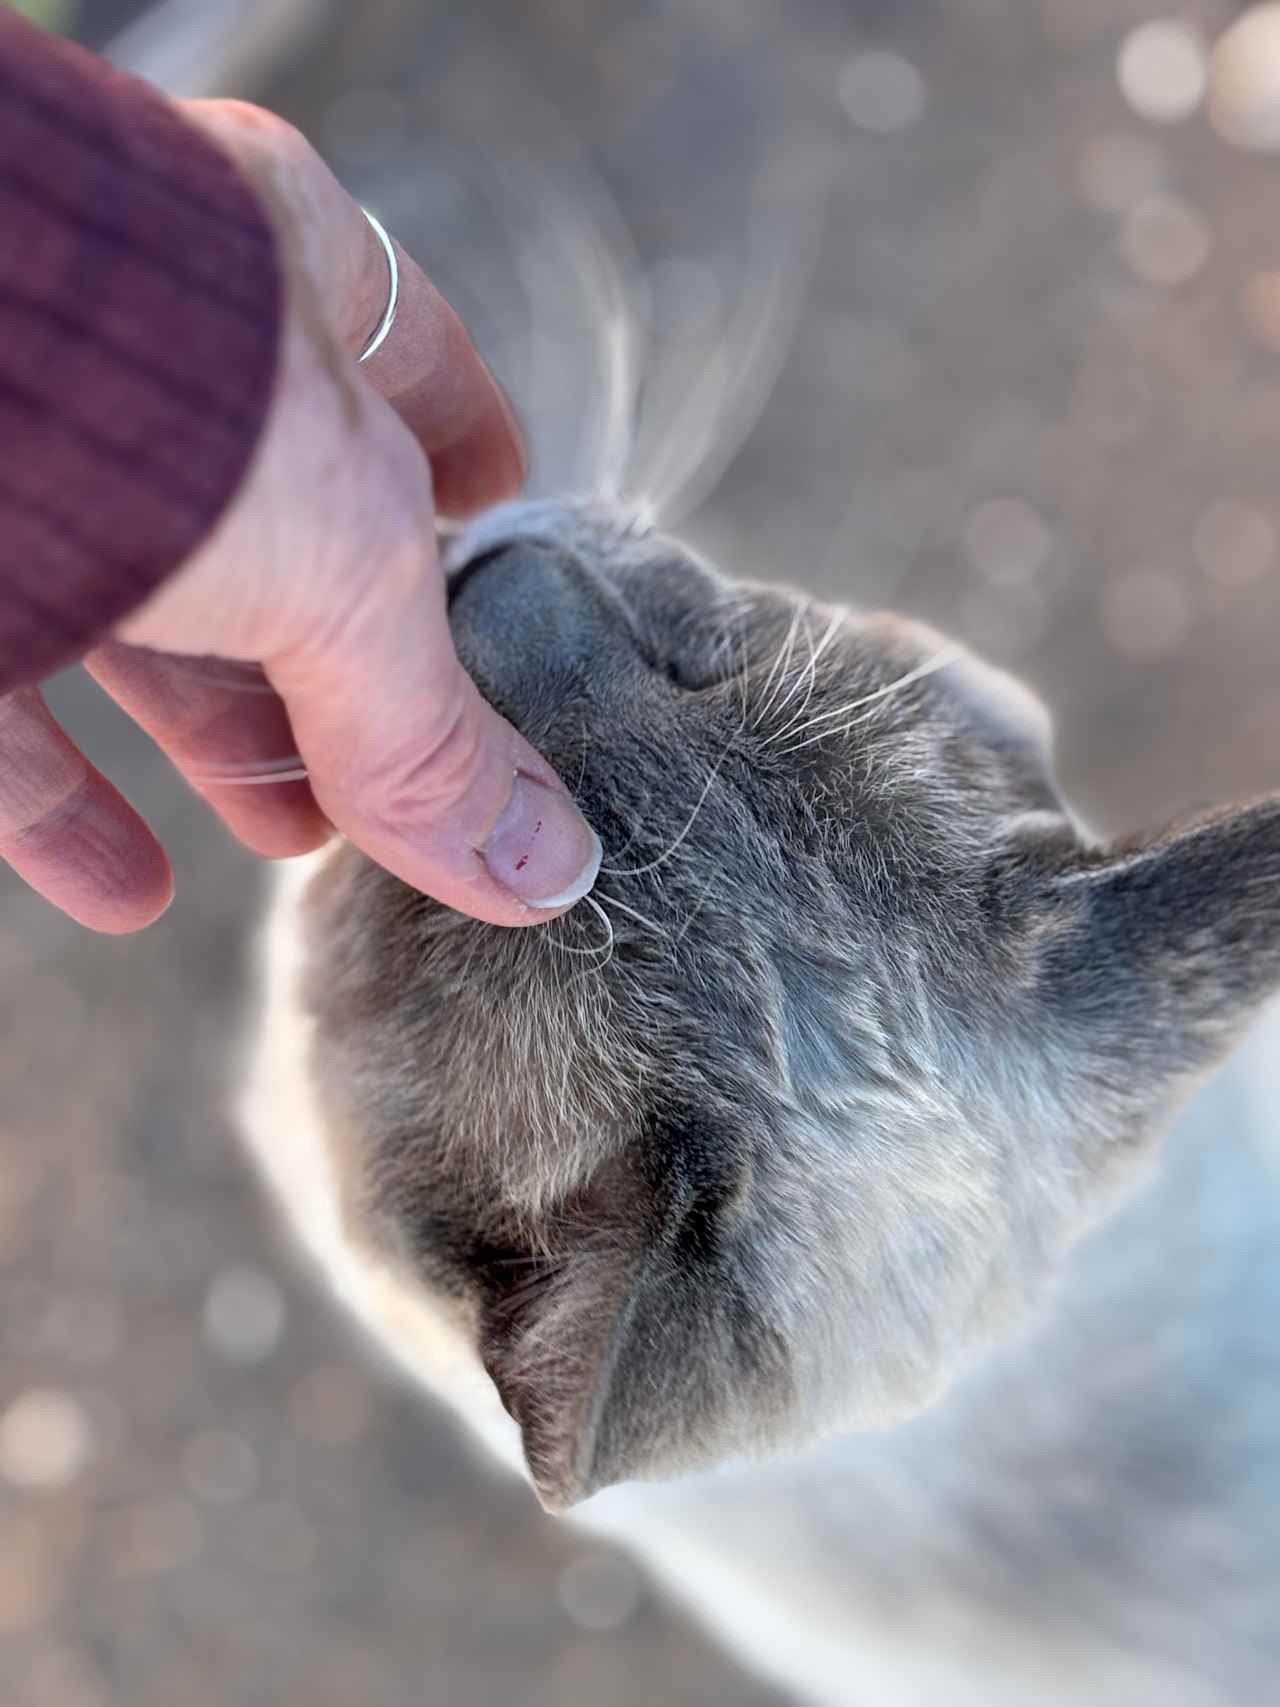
[270,543,601,926]
[112,260,599,926]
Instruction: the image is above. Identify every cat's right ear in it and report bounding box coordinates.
[472,1137,791,1512]
[1026,796,1280,1133]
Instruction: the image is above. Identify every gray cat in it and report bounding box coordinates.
[239,496,1280,1706]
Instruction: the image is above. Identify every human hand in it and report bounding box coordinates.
[2,100,600,933]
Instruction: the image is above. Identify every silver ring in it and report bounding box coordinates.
[358,208,399,363]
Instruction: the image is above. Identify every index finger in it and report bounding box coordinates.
[180,101,526,520]
[358,234,527,519]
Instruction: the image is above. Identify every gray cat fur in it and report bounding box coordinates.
[290,498,1280,1532]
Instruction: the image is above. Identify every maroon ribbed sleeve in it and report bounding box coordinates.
[0,10,282,692]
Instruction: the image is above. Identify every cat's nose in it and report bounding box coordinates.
[446,522,642,723]
[449,538,628,652]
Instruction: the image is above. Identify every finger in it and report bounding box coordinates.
[268,527,600,930]
[85,642,330,859]
[357,236,527,518]
[0,689,172,932]
[181,101,526,517]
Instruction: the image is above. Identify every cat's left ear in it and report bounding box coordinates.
[1026,796,1280,1121]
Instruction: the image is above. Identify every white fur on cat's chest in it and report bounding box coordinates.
[239,852,528,1482]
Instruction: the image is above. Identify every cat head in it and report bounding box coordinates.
[297,497,1280,1510]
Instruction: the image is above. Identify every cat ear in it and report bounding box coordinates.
[474,1148,787,1511]
[1030,797,1280,1122]
[941,647,1054,772]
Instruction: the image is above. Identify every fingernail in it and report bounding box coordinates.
[483,773,601,909]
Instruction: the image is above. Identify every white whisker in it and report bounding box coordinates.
[578,895,616,967]
[762,601,816,724]
[810,609,847,667]
[763,613,824,747]
[595,308,643,502]
[603,724,740,880]
[595,892,669,942]
[770,610,847,744]
[732,612,753,725]
[457,69,646,499]
[778,647,964,755]
[543,894,615,967]
[633,196,828,524]
[754,603,808,725]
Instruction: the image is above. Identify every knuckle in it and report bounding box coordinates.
[0,695,84,840]
[189,100,312,170]
[289,544,414,676]
[189,102,371,334]
[286,491,436,672]
[357,694,487,833]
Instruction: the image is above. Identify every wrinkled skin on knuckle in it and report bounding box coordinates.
[0,698,82,838]
[289,511,433,679]
[356,694,487,837]
[185,99,313,174]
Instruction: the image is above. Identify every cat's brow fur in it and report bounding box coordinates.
[253,497,1280,1516]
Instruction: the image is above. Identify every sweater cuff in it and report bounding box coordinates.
[0,12,283,692]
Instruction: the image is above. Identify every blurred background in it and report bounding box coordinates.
[4,0,1280,1702]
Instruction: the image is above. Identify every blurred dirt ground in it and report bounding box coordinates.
[3,2,1280,1704]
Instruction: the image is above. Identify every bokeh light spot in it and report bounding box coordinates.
[202,1266,286,1365]
[838,51,926,134]
[1117,20,1207,123]
[1208,6,1280,152]
[1118,194,1210,286]
[557,1550,643,1631]
[963,497,1054,587]
[0,1389,92,1490]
